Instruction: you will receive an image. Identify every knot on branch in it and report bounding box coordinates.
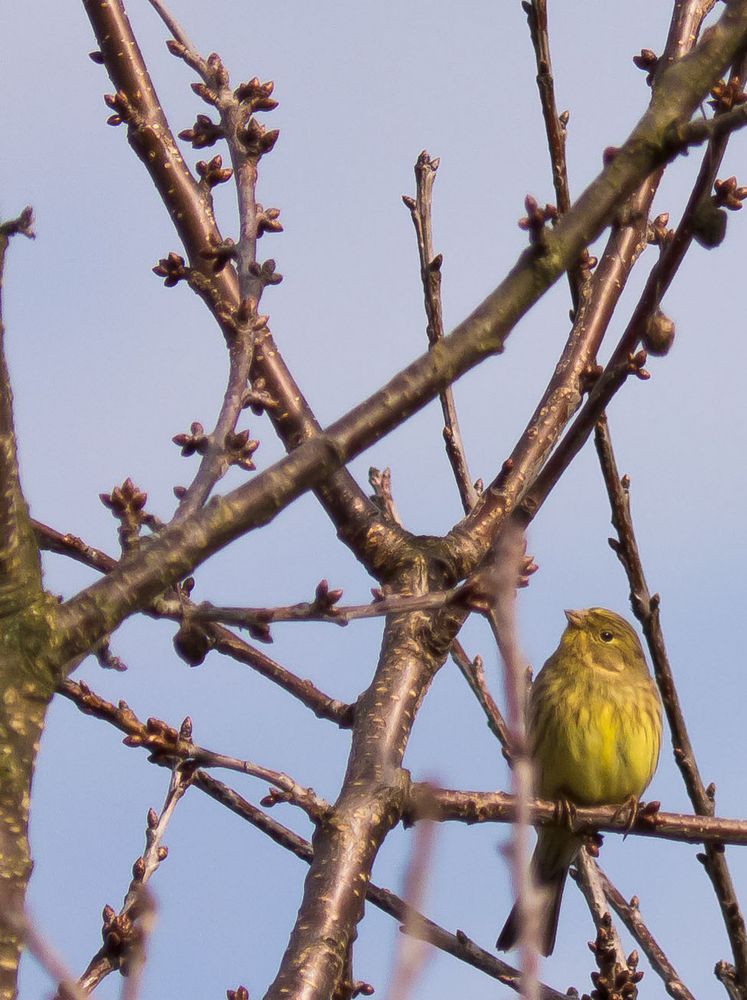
[241,377,278,415]
[172,422,208,457]
[104,90,138,127]
[179,113,224,148]
[577,247,598,275]
[153,252,189,287]
[632,48,658,86]
[312,578,345,615]
[0,206,34,239]
[93,635,127,672]
[196,154,233,189]
[173,607,215,664]
[580,363,604,394]
[100,478,156,550]
[100,902,147,975]
[709,76,747,114]
[227,987,249,1000]
[626,350,649,381]
[586,913,643,999]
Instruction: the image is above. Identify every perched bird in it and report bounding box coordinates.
[496,607,662,957]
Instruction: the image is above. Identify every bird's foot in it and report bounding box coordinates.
[612,794,640,839]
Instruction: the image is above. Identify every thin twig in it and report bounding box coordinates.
[191,772,571,1000]
[590,861,696,1000]
[85,0,400,574]
[33,519,353,727]
[573,850,627,969]
[594,415,747,992]
[368,467,403,526]
[58,680,330,823]
[154,15,268,523]
[450,640,512,754]
[74,766,192,994]
[404,152,477,513]
[145,0,197,52]
[523,0,584,307]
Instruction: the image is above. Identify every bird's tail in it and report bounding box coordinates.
[496,828,580,957]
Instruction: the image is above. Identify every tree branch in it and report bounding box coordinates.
[191,772,572,1000]
[404,151,477,513]
[33,519,353,726]
[594,416,747,994]
[51,0,747,673]
[82,0,404,572]
[583,860,696,1000]
[406,783,747,847]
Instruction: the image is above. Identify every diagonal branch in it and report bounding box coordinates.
[583,860,696,1000]
[81,0,404,572]
[73,766,192,994]
[191,772,571,1000]
[51,0,747,673]
[34,519,352,726]
[445,0,722,578]
[594,416,747,994]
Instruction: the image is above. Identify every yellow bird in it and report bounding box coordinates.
[497,607,662,956]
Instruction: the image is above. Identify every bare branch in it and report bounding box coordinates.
[407,783,747,847]
[82,0,404,572]
[192,772,571,1000]
[404,152,477,513]
[586,861,696,1000]
[594,416,747,990]
[74,767,191,993]
[450,640,512,754]
[33,519,353,726]
[50,2,747,674]
[58,681,330,824]
[573,850,627,970]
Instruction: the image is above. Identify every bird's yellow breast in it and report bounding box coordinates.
[531,661,661,807]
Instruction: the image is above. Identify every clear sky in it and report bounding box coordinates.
[1,2,746,998]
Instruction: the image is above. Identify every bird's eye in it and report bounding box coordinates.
[600,630,614,643]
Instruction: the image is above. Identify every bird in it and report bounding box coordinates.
[496,607,662,957]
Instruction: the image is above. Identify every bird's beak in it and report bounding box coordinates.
[564,609,585,628]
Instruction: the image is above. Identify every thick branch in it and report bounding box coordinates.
[263,567,450,999]
[0,212,58,1000]
[51,0,747,672]
[81,0,402,572]
[193,772,570,999]
[0,210,43,617]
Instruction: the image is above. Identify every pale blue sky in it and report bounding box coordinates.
[1,2,746,998]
